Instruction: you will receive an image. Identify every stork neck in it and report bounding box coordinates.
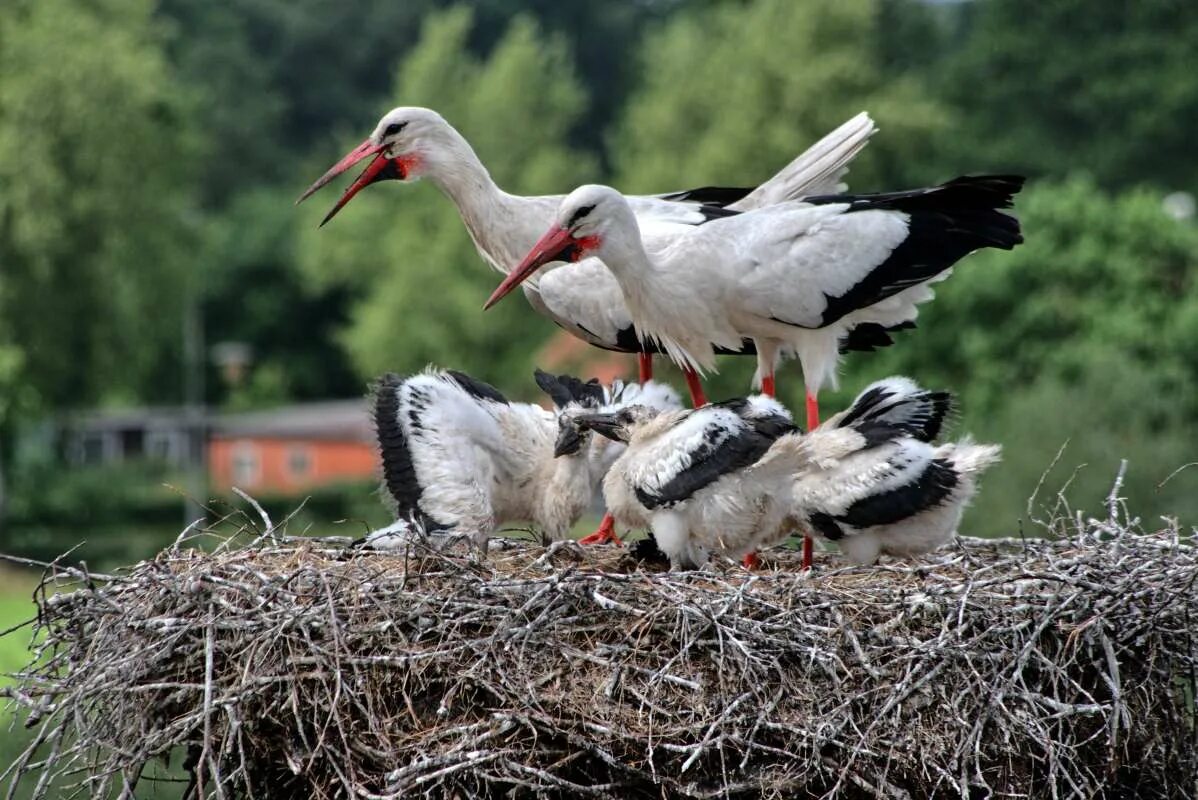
[422,134,530,270]
[598,225,657,283]
[598,229,671,305]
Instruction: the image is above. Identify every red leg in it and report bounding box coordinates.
[805,391,819,432]
[742,551,760,569]
[637,353,653,384]
[760,373,776,398]
[578,513,622,546]
[683,368,707,407]
[802,391,819,570]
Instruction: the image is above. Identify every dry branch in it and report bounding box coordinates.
[2,507,1196,799]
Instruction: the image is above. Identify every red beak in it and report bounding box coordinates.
[296,137,384,205]
[317,154,408,227]
[483,225,577,310]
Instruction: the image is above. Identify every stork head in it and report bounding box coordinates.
[484,185,632,310]
[536,369,608,458]
[297,107,454,225]
[567,405,658,446]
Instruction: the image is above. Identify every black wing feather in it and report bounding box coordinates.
[711,398,799,439]
[371,374,451,532]
[636,421,776,510]
[534,369,606,409]
[445,370,508,404]
[657,185,755,207]
[806,175,1025,326]
[837,384,953,443]
[832,458,959,529]
[839,320,916,354]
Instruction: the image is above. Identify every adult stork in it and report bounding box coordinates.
[485,176,1025,433]
[571,377,1001,570]
[358,367,680,552]
[296,106,877,395]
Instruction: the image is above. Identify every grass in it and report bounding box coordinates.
[0,567,40,687]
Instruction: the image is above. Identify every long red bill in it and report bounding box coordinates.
[296,138,384,205]
[483,226,576,310]
[318,153,397,227]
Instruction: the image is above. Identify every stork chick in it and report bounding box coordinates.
[573,378,1000,570]
[359,368,679,552]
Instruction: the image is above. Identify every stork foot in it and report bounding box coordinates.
[741,551,761,570]
[801,535,813,570]
[578,514,622,547]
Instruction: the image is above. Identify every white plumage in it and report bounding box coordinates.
[360,367,679,551]
[487,177,1024,426]
[573,377,1000,570]
[297,107,877,378]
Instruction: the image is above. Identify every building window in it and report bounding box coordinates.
[231,442,260,488]
[145,431,181,465]
[287,446,312,480]
[73,432,116,466]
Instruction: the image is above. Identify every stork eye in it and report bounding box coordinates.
[384,121,407,137]
[567,204,596,228]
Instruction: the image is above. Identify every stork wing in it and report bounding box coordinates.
[687,203,913,329]
[690,175,1024,329]
[530,260,647,352]
[793,436,958,541]
[825,376,953,443]
[625,408,776,510]
[730,111,876,210]
[637,110,881,220]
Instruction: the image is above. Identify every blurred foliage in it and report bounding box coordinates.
[2,0,1198,553]
[931,0,1198,190]
[0,0,201,416]
[2,462,186,568]
[202,188,363,404]
[960,363,1198,538]
[613,0,951,193]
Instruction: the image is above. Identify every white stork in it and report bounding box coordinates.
[486,177,1025,435]
[296,106,878,399]
[572,377,1000,571]
[358,367,679,552]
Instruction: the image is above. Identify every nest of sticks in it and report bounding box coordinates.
[3,491,1197,799]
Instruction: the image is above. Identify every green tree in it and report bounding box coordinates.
[0,0,201,411]
[201,188,363,405]
[296,8,595,392]
[156,0,443,206]
[612,0,950,197]
[934,0,1198,189]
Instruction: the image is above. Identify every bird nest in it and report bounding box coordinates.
[2,501,1196,799]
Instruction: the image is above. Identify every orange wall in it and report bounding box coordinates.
[208,437,379,493]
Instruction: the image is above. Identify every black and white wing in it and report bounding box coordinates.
[794,435,954,542]
[729,111,876,209]
[689,174,1024,330]
[829,376,953,442]
[624,407,777,510]
[712,394,799,439]
[371,369,511,528]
